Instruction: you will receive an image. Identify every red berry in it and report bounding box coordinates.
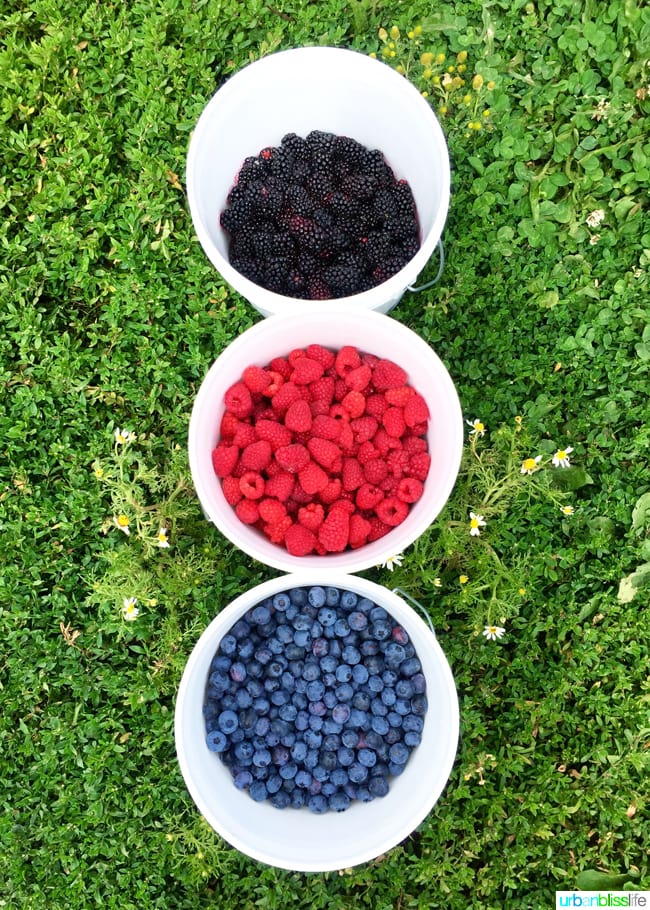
[258,498,287,524]
[235,499,260,524]
[344,364,372,392]
[319,477,342,504]
[307,437,341,470]
[318,507,350,552]
[373,427,402,456]
[290,357,324,385]
[372,359,408,390]
[255,418,293,450]
[363,457,389,484]
[382,406,406,438]
[342,457,365,492]
[262,370,286,396]
[350,416,378,443]
[408,452,431,481]
[242,365,272,393]
[365,393,389,419]
[310,414,341,441]
[385,386,415,407]
[224,381,253,418]
[219,411,239,439]
[342,390,366,418]
[349,513,371,549]
[272,381,302,414]
[241,439,272,471]
[239,471,265,499]
[298,502,325,531]
[335,345,361,377]
[269,357,291,379]
[298,461,329,495]
[264,515,293,545]
[375,496,409,526]
[403,435,428,454]
[306,344,336,370]
[355,482,384,511]
[309,375,336,406]
[221,475,243,505]
[356,441,379,464]
[404,393,430,428]
[275,443,310,473]
[232,421,257,448]
[284,399,313,433]
[211,444,239,478]
[367,516,392,541]
[265,471,295,501]
[397,477,424,503]
[284,523,317,556]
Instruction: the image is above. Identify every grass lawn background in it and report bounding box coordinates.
[1,0,648,907]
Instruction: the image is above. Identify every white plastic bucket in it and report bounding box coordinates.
[174,572,459,872]
[188,308,463,574]
[186,46,450,316]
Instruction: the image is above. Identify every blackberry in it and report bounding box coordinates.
[281,132,310,160]
[323,263,362,297]
[285,184,314,218]
[361,148,395,187]
[361,231,392,268]
[341,173,378,201]
[263,258,291,293]
[288,214,331,255]
[333,135,367,171]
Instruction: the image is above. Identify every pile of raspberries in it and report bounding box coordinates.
[219,131,421,299]
[211,343,431,556]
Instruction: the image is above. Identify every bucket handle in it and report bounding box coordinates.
[392,588,437,639]
[406,239,445,293]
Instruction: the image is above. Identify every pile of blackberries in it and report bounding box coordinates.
[204,585,427,813]
[220,131,421,299]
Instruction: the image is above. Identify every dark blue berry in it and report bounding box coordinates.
[206,729,228,752]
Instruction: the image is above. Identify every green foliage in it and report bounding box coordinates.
[1,0,649,908]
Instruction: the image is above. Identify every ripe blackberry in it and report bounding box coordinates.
[263,258,291,293]
[361,231,392,268]
[341,173,378,201]
[361,148,394,187]
[236,155,266,188]
[323,263,362,297]
[389,214,419,241]
[286,184,314,218]
[288,214,331,255]
[281,132,310,160]
[333,135,367,171]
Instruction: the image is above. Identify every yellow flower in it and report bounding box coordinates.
[93,465,104,479]
[113,514,131,536]
[433,578,442,588]
[472,73,484,91]
[487,80,496,90]
[122,597,139,621]
[469,511,487,537]
[559,504,575,516]
[390,25,400,40]
[457,50,468,63]
[423,67,432,79]
[420,52,433,67]
[378,27,388,41]
[435,53,446,64]
[552,446,574,468]
[369,51,377,59]
[413,25,422,36]
[518,587,527,596]
[156,527,170,548]
[466,418,486,437]
[396,64,405,75]
[459,575,469,585]
[520,455,542,475]
[114,427,136,445]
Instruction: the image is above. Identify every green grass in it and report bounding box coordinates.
[1,0,649,907]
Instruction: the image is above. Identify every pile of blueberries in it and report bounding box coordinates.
[204,585,427,813]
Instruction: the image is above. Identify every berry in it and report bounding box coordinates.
[335,345,361,377]
[235,498,260,524]
[265,471,295,501]
[344,364,372,392]
[272,381,302,414]
[241,439,272,471]
[298,502,325,531]
[355,482,385,511]
[397,477,424,503]
[350,415,378,443]
[408,452,431,481]
[348,513,371,548]
[242,365,272,393]
[341,390,366,418]
[310,414,341,440]
[318,507,350,552]
[404,393,430,427]
[363,457,389,485]
[372,359,408,391]
[341,458,365,492]
[284,399,312,433]
[224,381,253,418]
[255,418,293,450]
[211,444,239,478]
[258,498,287,524]
[382,406,406,438]
[275,444,310,473]
[298,461,329,495]
[375,497,409,527]
[290,357,324,384]
[221,475,243,505]
[307,437,341,470]
[239,471,265,500]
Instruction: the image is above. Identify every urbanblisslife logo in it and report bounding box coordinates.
[556,894,649,908]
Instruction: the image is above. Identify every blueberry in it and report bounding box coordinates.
[396,679,414,699]
[389,742,410,764]
[271,790,291,808]
[312,637,329,657]
[234,740,255,761]
[293,629,311,648]
[249,781,268,802]
[294,710,310,731]
[255,646,273,665]
[250,604,272,625]
[322,733,341,751]
[358,748,377,768]
[334,618,350,637]
[267,637,284,655]
[382,670,398,687]
[237,639,255,660]
[302,661,321,682]
[312,764,330,782]
[342,645,361,665]
[368,775,389,798]
[400,657,422,677]
[348,762,368,784]
[411,694,428,715]
[320,655,337,673]
[381,688,396,707]
[307,586,326,608]
[291,789,306,809]
[340,591,358,610]
[360,639,380,656]
[279,761,298,780]
[403,714,424,733]
[279,703,298,722]
[383,642,406,669]
[229,661,247,683]
[412,672,427,694]
[330,768,349,788]
[371,715,390,736]
[276,624,294,644]
[391,625,409,645]
[365,655,383,675]
[325,587,340,606]
[272,592,291,611]
[335,682,354,702]
[387,711,403,728]
[267,773,283,794]
[230,620,251,640]
[318,606,337,626]
[332,703,351,724]
[348,611,368,631]
[295,769,312,788]
[206,729,228,752]
[337,746,355,767]
[323,690,337,709]
[211,655,232,672]
[308,699,327,717]
[369,606,388,623]
[321,781,337,797]
[255,716,270,736]
[368,674,384,693]
[335,664,352,683]
[319,750,338,771]
[217,710,239,734]
[308,713,324,730]
[293,613,312,631]
[404,731,422,748]
[395,697,411,716]
[272,745,290,766]
[341,729,359,749]
[219,634,237,656]
[371,620,392,641]
[252,748,272,767]
[310,620,323,639]
[349,708,370,730]
[352,664,369,685]
[233,769,253,789]
[307,794,328,813]
[289,588,308,607]
[303,729,322,750]
[304,749,319,770]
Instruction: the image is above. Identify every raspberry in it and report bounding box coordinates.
[309,376,336,406]
[387,449,410,477]
[262,370,286,396]
[363,457,389,484]
[211,444,239,478]
[319,477,342,504]
[397,477,424,503]
[290,357,324,385]
[335,345,361,377]
[356,441,379,464]
[404,393,430,428]
[372,359,407,390]
[298,461,329,495]
[258,498,288,524]
[242,365,272,393]
[373,427,402,457]
[342,457,365,491]
[241,439,272,471]
[221,475,243,505]
[264,515,293,545]
[239,471,265,499]
[298,502,325,531]
[375,496,409,526]
[318,507,350,552]
[275,443,310,473]
[287,348,307,366]
[385,386,415,407]
[284,523,317,556]
[307,437,341,469]
[365,393,389,419]
[224,381,253,418]
[355,482,384,511]
[284,399,312,433]
[219,411,239,439]
[349,513,371,549]
[327,497,355,514]
[305,344,336,370]
[350,416,378,444]
[232,421,257,448]
[269,357,291,379]
[310,414,341,440]
[235,499,260,524]
[344,364,372,392]
[338,422,355,451]
[403,435,428,454]
[382,406,406,439]
[309,398,331,418]
[255,418,293,450]
[265,471,295,501]
[408,452,431,481]
[342,390,366,418]
[367,516,392,541]
[271,381,302,414]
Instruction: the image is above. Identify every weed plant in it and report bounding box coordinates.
[0,1,648,908]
